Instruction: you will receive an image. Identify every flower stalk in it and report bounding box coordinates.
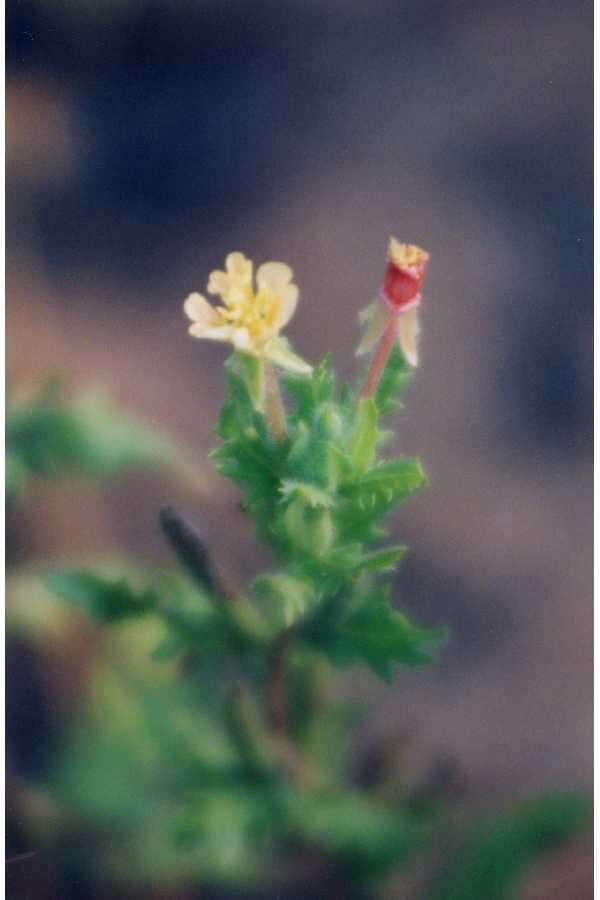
[263,360,288,441]
[359,315,399,399]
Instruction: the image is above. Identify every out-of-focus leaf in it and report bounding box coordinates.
[45,570,157,622]
[252,573,319,631]
[286,788,429,876]
[6,384,198,492]
[425,793,592,900]
[172,784,282,882]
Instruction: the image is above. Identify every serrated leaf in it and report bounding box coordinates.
[342,458,427,536]
[279,480,335,509]
[283,354,335,421]
[323,590,446,679]
[212,432,280,505]
[374,344,412,416]
[326,443,354,489]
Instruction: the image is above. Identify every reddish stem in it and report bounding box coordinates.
[359,313,398,399]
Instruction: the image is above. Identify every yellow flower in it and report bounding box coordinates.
[184,252,311,374]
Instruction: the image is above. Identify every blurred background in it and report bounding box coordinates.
[6,0,593,897]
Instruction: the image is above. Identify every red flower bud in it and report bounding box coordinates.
[382,239,429,311]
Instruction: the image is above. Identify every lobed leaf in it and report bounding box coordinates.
[324,589,446,680]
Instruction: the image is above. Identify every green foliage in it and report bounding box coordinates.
[6,381,191,494]
[45,571,158,622]
[33,340,589,898]
[374,344,412,417]
[425,793,592,900]
[320,587,446,680]
[209,350,441,677]
[44,568,250,662]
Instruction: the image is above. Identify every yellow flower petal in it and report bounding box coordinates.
[207,252,253,301]
[183,292,221,327]
[207,270,230,297]
[232,327,252,350]
[278,284,299,329]
[226,252,253,283]
[188,322,234,342]
[256,261,293,293]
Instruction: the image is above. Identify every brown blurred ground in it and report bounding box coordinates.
[6,0,592,896]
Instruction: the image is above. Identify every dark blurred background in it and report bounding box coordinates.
[6,0,593,896]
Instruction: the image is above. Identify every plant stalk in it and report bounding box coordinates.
[359,313,398,399]
[264,360,287,440]
[265,632,290,737]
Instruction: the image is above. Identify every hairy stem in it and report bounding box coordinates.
[359,313,398,399]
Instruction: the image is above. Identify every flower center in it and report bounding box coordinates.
[218,288,280,342]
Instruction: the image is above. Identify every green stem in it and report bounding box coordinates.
[264,360,287,440]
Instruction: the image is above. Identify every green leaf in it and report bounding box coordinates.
[286,788,429,876]
[266,336,313,375]
[324,589,446,679]
[281,498,335,561]
[350,398,378,474]
[217,353,262,440]
[45,570,157,622]
[6,386,188,489]
[279,480,335,509]
[425,793,592,900]
[172,784,282,882]
[151,634,185,662]
[326,443,354,489]
[374,344,412,416]
[341,458,427,536]
[283,354,336,421]
[252,573,318,631]
[354,544,407,573]
[212,429,280,510]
